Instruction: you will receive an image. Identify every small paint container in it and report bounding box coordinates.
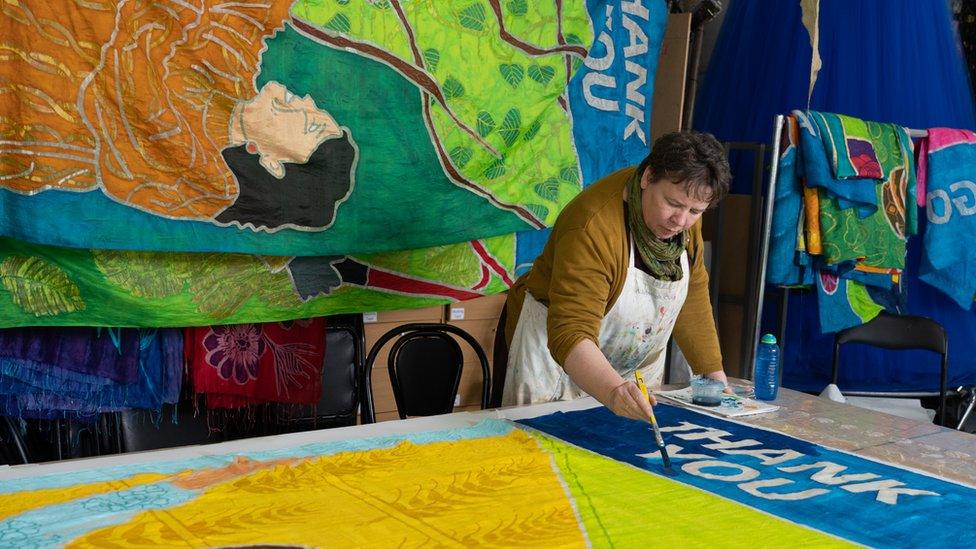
[691,378,725,407]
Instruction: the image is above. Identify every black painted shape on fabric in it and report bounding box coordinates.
[287,256,345,300]
[216,131,356,230]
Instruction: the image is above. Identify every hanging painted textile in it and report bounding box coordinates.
[515,0,668,274]
[768,112,912,334]
[695,0,976,392]
[0,1,667,328]
[187,318,326,408]
[2,406,974,546]
[917,128,976,309]
[0,1,593,255]
[0,234,514,327]
[0,328,182,418]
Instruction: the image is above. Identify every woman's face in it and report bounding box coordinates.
[639,168,711,239]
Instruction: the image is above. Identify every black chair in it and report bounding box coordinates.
[281,314,365,430]
[362,323,491,422]
[115,400,221,453]
[832,312,949,426]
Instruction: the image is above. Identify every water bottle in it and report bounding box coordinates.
[754,334,781,401]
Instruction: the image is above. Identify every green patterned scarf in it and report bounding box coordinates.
[627,167,686,281]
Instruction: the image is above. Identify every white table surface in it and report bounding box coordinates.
[2,386,974,485]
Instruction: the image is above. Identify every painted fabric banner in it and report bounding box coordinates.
[0,0,667,328]
[187,318,327,408]
[0,234,514,327]
[0,417,864,547]
[0,1,593,256]
[520,406,976,548]
[516,0,668,274]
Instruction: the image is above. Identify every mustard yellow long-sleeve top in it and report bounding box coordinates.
[504,165,723,375]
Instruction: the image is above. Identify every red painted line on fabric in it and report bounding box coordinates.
[367,269,483,301]
[471,240,515,286]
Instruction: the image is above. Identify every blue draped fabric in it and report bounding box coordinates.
[0,329,183,419]
[695,0,976,391]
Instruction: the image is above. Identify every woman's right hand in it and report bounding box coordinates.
[562,341,657,422]
[607,380,656,421]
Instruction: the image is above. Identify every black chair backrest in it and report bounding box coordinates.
[835,312,947,354]
[309,314,364,427]
[390,330,464,417]
[363,323,491,422]
[117,401,220,453]
[832,311,950,426]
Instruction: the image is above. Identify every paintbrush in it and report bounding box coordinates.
[635,371,676,476]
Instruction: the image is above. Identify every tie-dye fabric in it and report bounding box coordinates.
[0,329,182,418]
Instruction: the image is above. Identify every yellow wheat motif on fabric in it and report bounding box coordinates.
[68,430,587,548]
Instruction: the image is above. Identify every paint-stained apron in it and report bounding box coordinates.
[503,242,689,406]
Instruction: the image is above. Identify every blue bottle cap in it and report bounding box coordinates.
[760,333,777,345]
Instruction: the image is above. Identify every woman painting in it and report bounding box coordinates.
[502,131,731,420]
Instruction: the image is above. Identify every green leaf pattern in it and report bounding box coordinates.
[476,111,495,137]
[422,48,440,72]
[483,158,506,179]
[449,146,474,168]
[458,3,487,31]
[523,119,541,141]
[443,77,465,99]
[559,166,580,185]
[93,250,189,298]
[0,256,85,316]
[527,64,555,85]
[325,13,351,33]
[533,178,560,202]
[499,108,522,147]
[499,64,524,88]
[507,0,528,16]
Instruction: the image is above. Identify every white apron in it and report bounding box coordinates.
[502,242,690,406]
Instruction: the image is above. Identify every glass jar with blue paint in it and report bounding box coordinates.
[691,377,725,406]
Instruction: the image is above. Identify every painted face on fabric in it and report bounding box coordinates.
[236,81,343,179]
[639,169,711,240]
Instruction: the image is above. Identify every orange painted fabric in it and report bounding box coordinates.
[0,1,289,219]
[803,184,823,255]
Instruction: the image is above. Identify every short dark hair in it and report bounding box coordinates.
[643,130,730,206]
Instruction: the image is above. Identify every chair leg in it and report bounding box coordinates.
[958,386,976,432]
[3,416,29,464]
[939,356,948,427]
[831,342,841,386]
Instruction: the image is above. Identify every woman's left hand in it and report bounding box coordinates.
[705,369,734,394]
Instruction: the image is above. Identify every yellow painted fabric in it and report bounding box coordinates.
[532,432,853,548]
[0,473,166,522]
[68,431,587,548]
[803,184,824,255]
